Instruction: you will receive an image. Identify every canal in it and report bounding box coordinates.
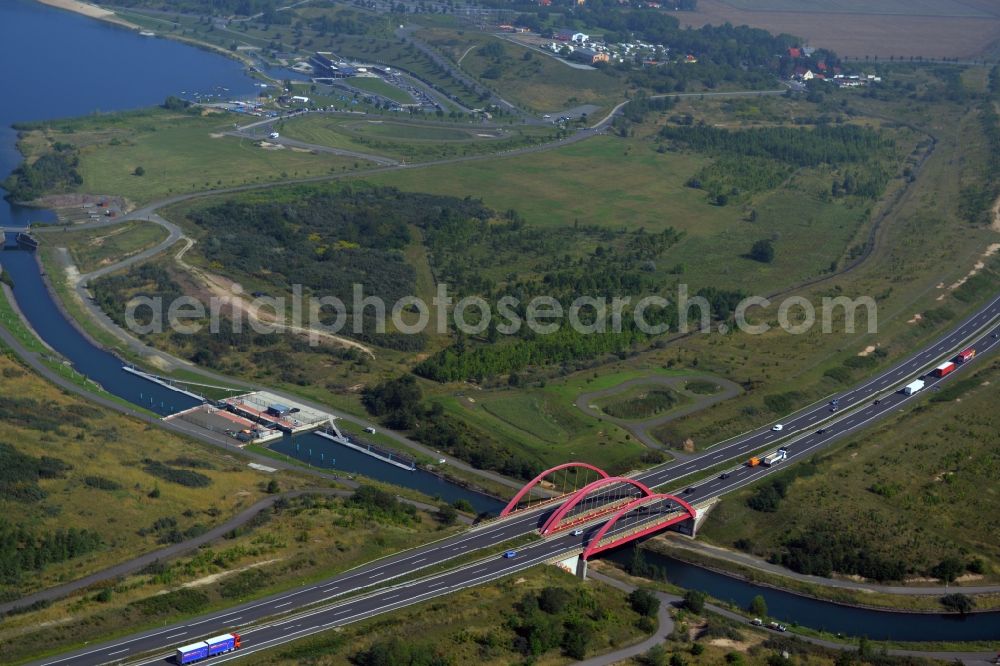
[604,545,1000,642]
[0,0,501,514]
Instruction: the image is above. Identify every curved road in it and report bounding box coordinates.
[574,374,742,453]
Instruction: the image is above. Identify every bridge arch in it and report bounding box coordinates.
[582,493,696,559]
[540,476,653,535]
[500,462,610,517]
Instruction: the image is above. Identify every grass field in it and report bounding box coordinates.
[345,76,415,104]
[362,129,904,295]
[280,113,557,162]
[435,390,647,474]
[430,367,718,473]
[595,386,687,421]
[418,28,626,113]
[16,108,368,206]
[0,352,298,600]
[646,65,1000,452]
[44,221,169,274]
[0,493,458,664]
[699,356,1000,583]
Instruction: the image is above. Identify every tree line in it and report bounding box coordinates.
[660,124,889,167]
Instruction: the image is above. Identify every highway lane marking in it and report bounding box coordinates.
[411,557,426,564]
[46,309,1000,665]
[806,414,818,421]
[275,602,292,609]
[107,649,129,656]
[165,632,187,640]
[41,621,202,665]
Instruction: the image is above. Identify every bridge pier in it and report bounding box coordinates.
[575,555,588,580]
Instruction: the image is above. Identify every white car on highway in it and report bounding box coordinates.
[771,424,784,431]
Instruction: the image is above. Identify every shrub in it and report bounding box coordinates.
[628,588,661,617]
[749,239,775,263]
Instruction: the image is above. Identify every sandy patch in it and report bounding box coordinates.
[209,132,225,139]
[947,243,1000,291]
[992,193,1000,233]
[857,345,876,357]
[36,0,139,29]
[258,141,286,150]
[907,313,923,324]
[181,559,280,589]
[37,0,113,19]
[289,146,314,153]
[708,638,755,651]
[171,240,375,358]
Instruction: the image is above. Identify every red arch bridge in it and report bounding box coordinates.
[500,462,698,561]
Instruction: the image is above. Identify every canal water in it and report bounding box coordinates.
[604,545,1000,642]
[0,0,501,514]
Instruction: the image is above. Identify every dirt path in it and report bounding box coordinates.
[172,238,377,359]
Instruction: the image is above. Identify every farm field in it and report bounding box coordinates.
[682,0,1000,59]
[14,108,368,206]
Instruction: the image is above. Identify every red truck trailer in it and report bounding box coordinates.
[934,361,956,378]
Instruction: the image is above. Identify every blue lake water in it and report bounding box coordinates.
[0,0,500,513]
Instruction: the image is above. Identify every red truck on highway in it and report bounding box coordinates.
[933,361,956,378]
[956,347,976,363]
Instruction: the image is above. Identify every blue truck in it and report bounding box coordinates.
[175,633,241,664]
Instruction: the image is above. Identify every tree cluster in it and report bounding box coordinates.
[0,520,102,588]
[2,143,81,202]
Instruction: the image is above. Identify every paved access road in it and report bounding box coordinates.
[34,295,1000,666]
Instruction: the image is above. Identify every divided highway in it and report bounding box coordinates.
[34,294,1000,666]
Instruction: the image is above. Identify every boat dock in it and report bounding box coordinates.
[316,421,416,471]
[166,404,283,445]
[221,390,328,435]
[123,365,207,402]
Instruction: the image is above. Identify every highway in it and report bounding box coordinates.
[33,293,1000,666]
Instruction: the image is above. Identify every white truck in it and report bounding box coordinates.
[902,379,925,396]
[761,448,788,467]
